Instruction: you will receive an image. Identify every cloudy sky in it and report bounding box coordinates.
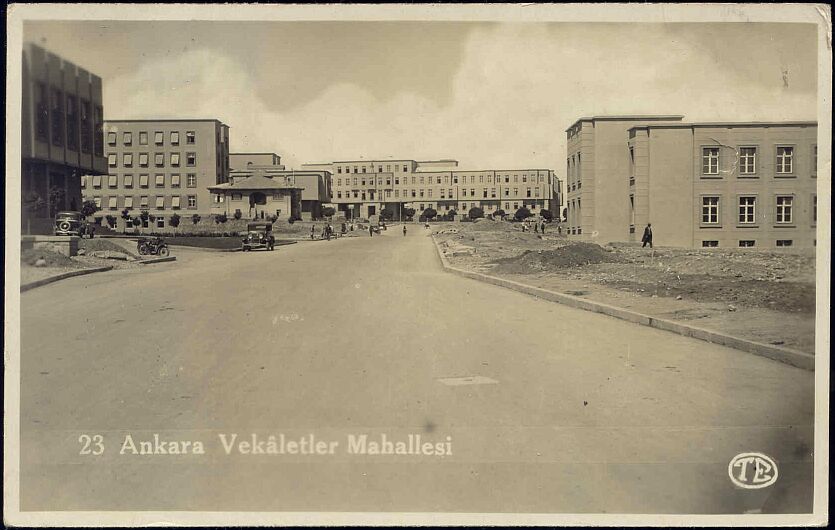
[24,21,817,170]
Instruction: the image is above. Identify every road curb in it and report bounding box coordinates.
[431,235,814,371]
[20,266,114,292]
[137,256,177,264]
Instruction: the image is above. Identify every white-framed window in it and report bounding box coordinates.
[108,174,118,188]
[92,175,102,188]
[108,196,117,210]
[171,174,181,187]
[739,147,757,174]
[702,240,719,248]
[139,174,149,188]
[139,153,149,167]
[776,146,794,174]
[702,147,719,174]
[154,131,164,145]
[123,174,133,188]
[138,131,148,145]
[776,240,793,247]
[187,173,197,187]
[155,174,165,187]
[186,152,196,166]
[155,196,165,209]
[124,196,134,209]
[154,153,164,167]
[123,153,133,167]
[107,153,117,167]
[185,131,195,144]
[187,195,197,209]
[140,195,149,208]
[170,153,180,167]
[123,132,132,146]
[776,196,793,224]
[156,218,165,228]
[171,196,181,209]
[738,196,756,224]
[170,131,180,145]
[107,132,116,145]
[738,240,755,248]
[701,196,720,224]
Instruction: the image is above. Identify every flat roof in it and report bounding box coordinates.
[565,115,685,132]
[628,121,818,131]
[230,152,281,156]
[105,119,228,125]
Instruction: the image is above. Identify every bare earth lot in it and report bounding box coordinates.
[434,220,816,353]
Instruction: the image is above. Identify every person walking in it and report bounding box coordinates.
[310,225,315,240]
[540,221,546,234]
[369,224,374,237]
[402,225,407,236]
[534,222,538,233]
[642,223,653,248]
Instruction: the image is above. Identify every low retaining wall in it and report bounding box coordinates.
[21,235,79,257]
[431,236,814,371]
[20,266,113,292]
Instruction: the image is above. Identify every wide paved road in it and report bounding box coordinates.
[19,227,814,514]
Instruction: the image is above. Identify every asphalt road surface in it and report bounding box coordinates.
[19,227,815,514]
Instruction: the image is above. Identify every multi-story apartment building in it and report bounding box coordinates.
[302,158,561,220]
[565,115,819,248]
[21,42,106,227]
[83,119,230,229]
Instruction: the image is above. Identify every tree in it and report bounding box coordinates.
[169,213,181,229]
[448,209,457,220]
[47,185,66,217]
[191,213,201,225]
[80,199,99,219]
[139,209,150,225]
[120,208,132,233]
[380,206,395,221]
[321,206,336,218]
[215,212,228,224]
[468,206,484,220]
[132,216,142,230]
[233,209,242,220]
[540,209,553,221]
[494,208,506,220]
[105,214,117,228]
[402,207,416,221]
[514,206,532,221]
[423,207,438,221]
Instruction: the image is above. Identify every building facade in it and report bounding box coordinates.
[302,158,561,220]
[21,42,106,228]
[207,168,304,221]
[84,119,230,230]
[230,152,284,170]
[565,115,818,249]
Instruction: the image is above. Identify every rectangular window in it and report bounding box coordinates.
[139,153,149,167]
[337,167,342,174]
[186,152,196,166]
[394,190,400,198]
[65,95,79,150]
[156,218,165,229]
[187,174,197,187]
[170,153,180,167]
[813,195,817,223]
[107,132,117,146]
[140,195,149,208]
[776,240,793,247]
[428,189,433,198]
[139,174,149,188]
[155,196,165,209]
[739,147,757,174]
[79,99,91,153]
[171,174,181,188]
[108,197,118,210]
[403,165,408,172]
[139,131,148,145]
[702,240,719,248]
[108,154,117,167]
[186,131,195,144]
[123,132,132,146]
[124,174,133,188]
[776,146,794,174]
[124,196,134,209]
[154,153,165,167]
[701,196,720,224]
[155,174,165,187]
[702,147,719,174]
[232,193,242,201]
[94,106,104,156]
[526,188,532,198]
[738,196,756,224]
[93,196,101,208]
[34,82,49,141]
[154,131,164,145]
[813,145,817,176]
[123,153,133,167]
[776,196,793,223]
[170,131,180,145]
[738,240,755,247]
[108,175,118,188]
[171,196,181,209]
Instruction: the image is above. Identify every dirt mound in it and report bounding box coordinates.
[20,248,80,268]
[490,242,623,273]
[468,219,512,232]
[79,238,139,257]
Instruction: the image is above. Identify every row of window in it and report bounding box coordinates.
[699,194,815,225]
[700,145,816,176]
[107,130,196,147]
[702,240,800,248]
[107,152,197,168]
[336,174,548,185]
[404,202,543,212]
[33,82,104,155]
[337,164,410,174]
[83,173,199,189]
[86,195,198,210]
[334,187,544,200]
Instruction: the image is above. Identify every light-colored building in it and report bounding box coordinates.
[566,115,819,248]
[230,152,284,170]
[302,158,561,220]
[21,42,106,227]
[84,119,230,229]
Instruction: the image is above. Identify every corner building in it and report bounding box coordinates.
[302,159,561,220]
[84,119,230,229]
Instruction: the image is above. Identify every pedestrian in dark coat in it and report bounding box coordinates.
[642,223,653,248]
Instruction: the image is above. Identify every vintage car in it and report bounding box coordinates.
[242,222,275,251]
[54,211,92,237]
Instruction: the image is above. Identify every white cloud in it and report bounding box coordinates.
[104,24,816,173]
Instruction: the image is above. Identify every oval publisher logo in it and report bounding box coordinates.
[728,452,778,489]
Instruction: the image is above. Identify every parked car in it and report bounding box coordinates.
[54,211,92,237]
[136,236,170,257]
[242,223,275,251]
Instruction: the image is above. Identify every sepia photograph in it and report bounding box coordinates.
[4,3,831,527]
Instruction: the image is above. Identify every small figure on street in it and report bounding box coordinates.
[540,221,546,234]
[642,223,653,248]
[310,225,315,240]
[557,225,562,235]
[403,225,407,236]
[369,224,374,237]
[534,223,539,233]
